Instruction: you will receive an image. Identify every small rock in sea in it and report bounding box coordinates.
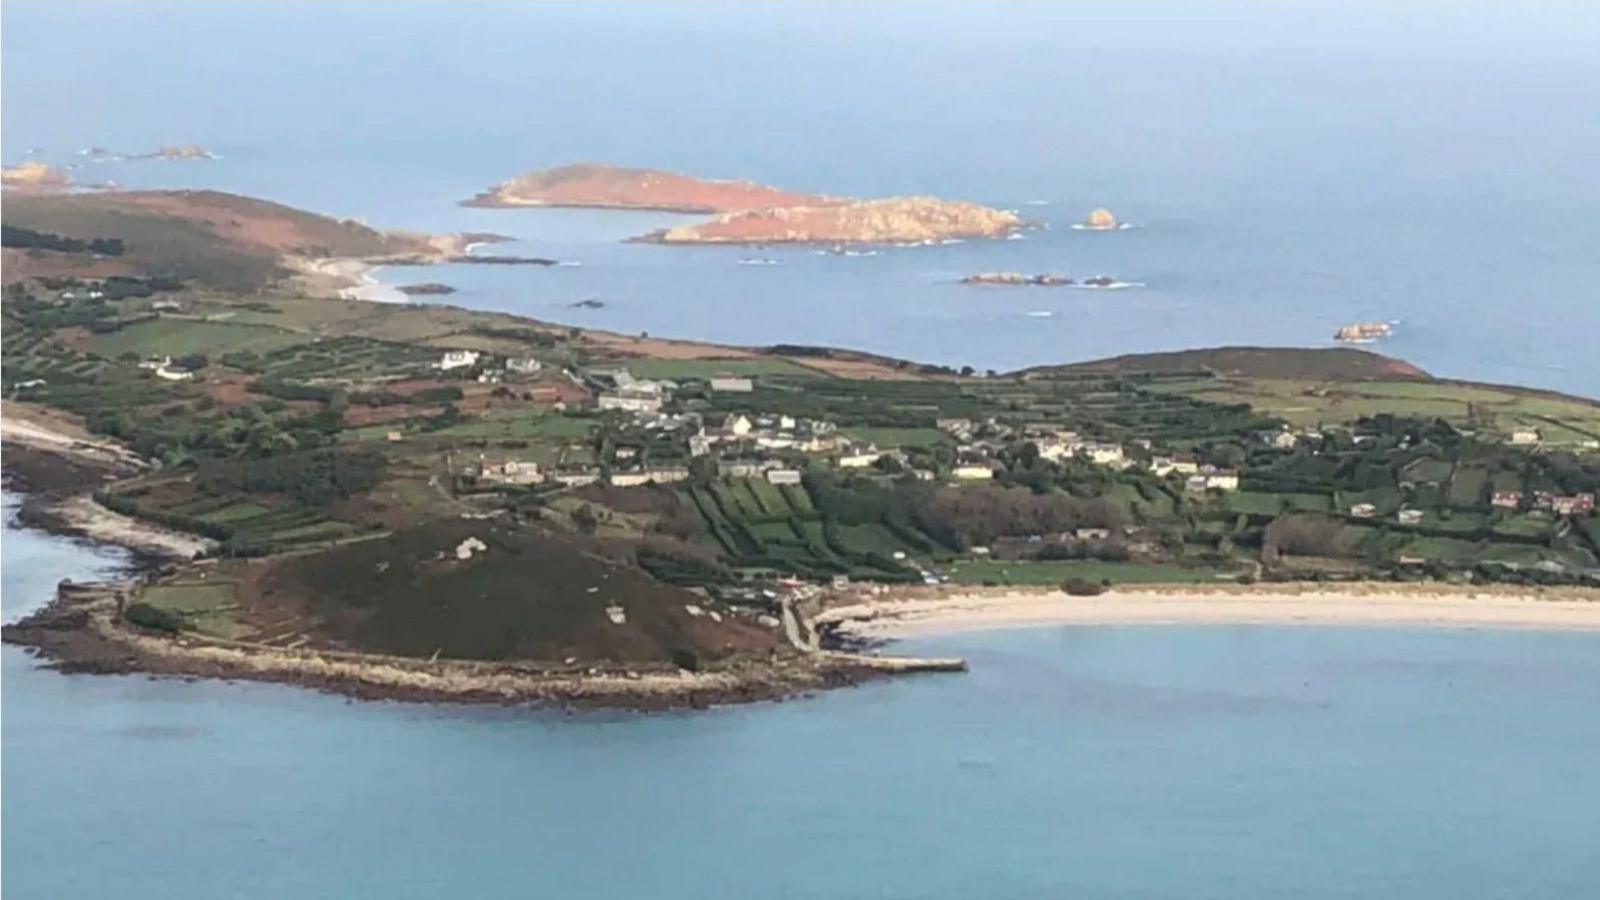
[397,282,456,296]
[1082,207,1119,230]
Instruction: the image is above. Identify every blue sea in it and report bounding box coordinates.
[3,1,1598,394]
[6,3,1600,897]
[7,500,1600,899]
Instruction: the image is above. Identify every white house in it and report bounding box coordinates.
[720,459,772,478]
[1185,469,1239,492]
[1036,440,1072,461]
[952,464,996,480]
[1508,429,1541,446]
[479,458,542,485]
[506,357,542,375]
[437,350,480,371]
[1491,491,1522,510]
[837,449,882,469]
[766,468,803,485]
[1397,508,1424,526]
[1076,442,1126,467]
[609,466,690,487]
[728,414,754,437]
[1151,455,1201,477]
[598,391,663,414]
[709,376,754,393]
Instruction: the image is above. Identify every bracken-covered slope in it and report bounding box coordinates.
[1027,346,1432,381]
[254,519,781,666]
[2,190,440,290]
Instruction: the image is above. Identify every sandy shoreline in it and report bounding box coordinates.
[293,257,409,304]
[817,584,1600,639]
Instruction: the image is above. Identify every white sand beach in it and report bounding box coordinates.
[817,584,1600,639]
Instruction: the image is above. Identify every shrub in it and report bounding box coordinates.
[124,601,187,633]
[1060,577,1107,596]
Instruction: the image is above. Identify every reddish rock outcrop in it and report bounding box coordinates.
[644,197,1024,245]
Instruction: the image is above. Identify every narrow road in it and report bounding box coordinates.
[778,596,818,652]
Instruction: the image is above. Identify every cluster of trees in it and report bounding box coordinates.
[914,485,1127,548]
[2,225,124,256]
[1260,513,1350,560]
[349,385,462,407]
[197,447,385,505]
[636,540,731,585]
[95,490,237,541]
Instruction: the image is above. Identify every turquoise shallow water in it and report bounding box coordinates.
[6,495,1600,899]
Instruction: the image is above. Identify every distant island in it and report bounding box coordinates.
[467,162,1026,245]
[133,144,217,161]
[464,162,829,213]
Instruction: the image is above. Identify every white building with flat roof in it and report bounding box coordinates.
[437,350,480,371]
[709,376,754,393]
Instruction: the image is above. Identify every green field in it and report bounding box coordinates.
[139,579,249,639]
[1145,375,1600,438]
[610,358,823,380]
[90,319,311,358]
[434,411,599,441]
[945,560,1228,586]
[840,427,951,449]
